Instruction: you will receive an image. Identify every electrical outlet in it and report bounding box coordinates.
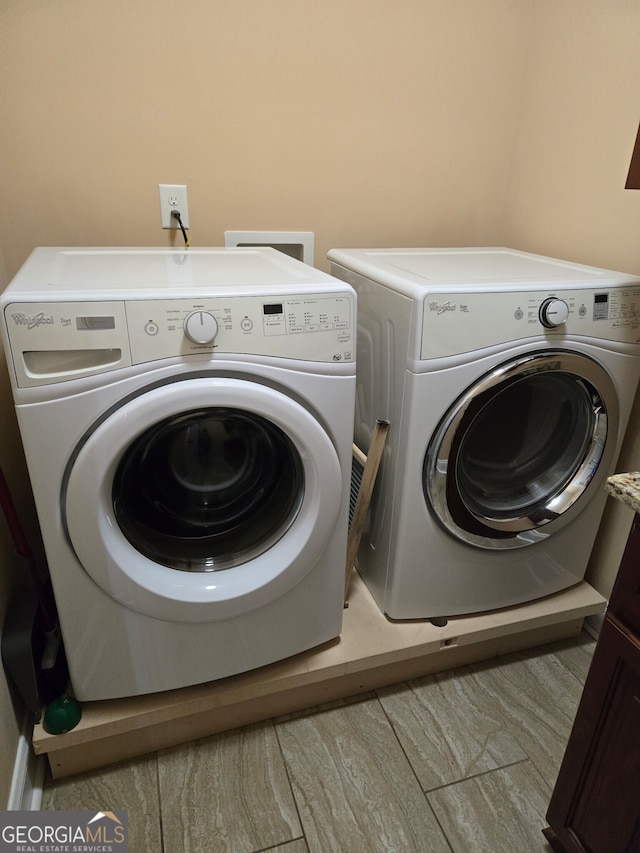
[159,184,189,229]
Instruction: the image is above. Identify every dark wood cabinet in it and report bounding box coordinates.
[544,514,640,853]
[626,121,640,190]
[609,515,640,637]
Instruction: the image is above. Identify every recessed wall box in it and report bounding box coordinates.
[225,231,314,266]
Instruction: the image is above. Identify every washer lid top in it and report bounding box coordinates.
[4,246,349,301]
[328,247,639,297]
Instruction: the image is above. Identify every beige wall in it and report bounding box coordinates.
[0,0,531,279]
[502,0,640,272]
[0,0,639,798]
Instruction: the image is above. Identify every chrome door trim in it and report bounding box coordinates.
[424,351,618,550]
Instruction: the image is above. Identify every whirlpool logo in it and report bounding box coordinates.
[10,311,54,329]
[428,301,456,315]
[0,810,128,852]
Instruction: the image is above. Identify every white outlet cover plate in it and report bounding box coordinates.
[159,184,189,229]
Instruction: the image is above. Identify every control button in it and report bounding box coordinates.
[539,297,569,328]
[332,353,342,361]
[145,321,159,336]
[184,311,219,345]
[514,308,524,320]
[240,317,253,332]
[579,304,587,317]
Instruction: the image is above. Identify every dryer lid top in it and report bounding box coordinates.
[328,247,640,295]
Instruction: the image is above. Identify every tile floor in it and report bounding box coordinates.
[41,630,595,853]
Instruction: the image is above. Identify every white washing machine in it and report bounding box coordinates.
[0,247,356,700]
[328,247,640,621]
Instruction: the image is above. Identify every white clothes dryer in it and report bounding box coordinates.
[328,247,640,621]
[1,247,356,700]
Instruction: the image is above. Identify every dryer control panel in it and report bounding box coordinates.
[4,293,354,387]
[421,285,640,359]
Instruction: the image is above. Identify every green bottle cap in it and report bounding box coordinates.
[43,695,82,734]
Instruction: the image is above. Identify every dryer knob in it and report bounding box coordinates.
[539,298,569,328]
[184,311,219,345]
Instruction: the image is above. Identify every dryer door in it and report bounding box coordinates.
[65,377,343,621]
[423,351,619,549]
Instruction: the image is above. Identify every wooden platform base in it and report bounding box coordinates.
[34,574,605,779]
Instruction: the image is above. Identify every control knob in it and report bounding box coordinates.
[539,298,569,329]
[184,310,219,345]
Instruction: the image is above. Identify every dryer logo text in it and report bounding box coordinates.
[428,301,457,315]
[10,311,54,329]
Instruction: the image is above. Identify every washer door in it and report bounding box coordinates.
[423,351,618,549]
[65,377,343,621]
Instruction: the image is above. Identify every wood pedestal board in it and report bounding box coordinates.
[34,573,605,779]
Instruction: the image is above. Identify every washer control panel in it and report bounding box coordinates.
[125,294,353,363]
[4,293,354,387]
[421,285,640,359]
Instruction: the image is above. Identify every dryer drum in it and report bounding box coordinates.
[112,407,304,572]
[424,350,618,549]
[456,373,595,517]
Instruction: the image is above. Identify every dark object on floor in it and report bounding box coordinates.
[2,582,69,721]
[0,463,69,721]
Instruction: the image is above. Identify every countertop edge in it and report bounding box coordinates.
[606,472,640,514]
